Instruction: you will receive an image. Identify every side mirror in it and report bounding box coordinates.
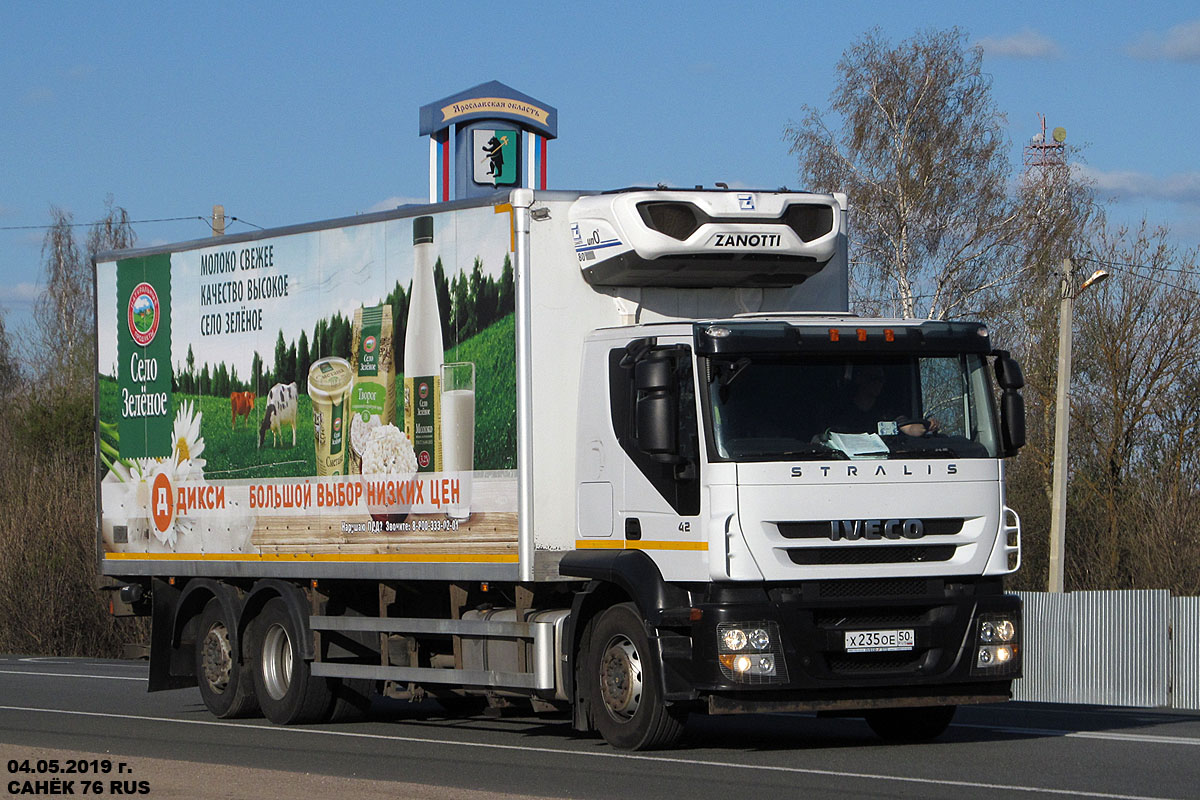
[992,350,1025,390]
[1000,390,1025,455]
[992,351,1026,455]
[635,351,679,462]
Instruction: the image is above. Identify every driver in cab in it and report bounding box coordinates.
[832,364,935,437]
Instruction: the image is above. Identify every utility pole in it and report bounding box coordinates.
[1048,257,1109,592]
[212,204,225,237]
[1048,257,1073,592]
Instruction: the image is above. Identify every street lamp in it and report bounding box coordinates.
[1048,257,1109,593]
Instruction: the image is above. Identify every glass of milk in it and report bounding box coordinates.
[441,361,475,521]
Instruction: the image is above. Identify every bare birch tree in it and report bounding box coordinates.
[37,196,136,392]
[1068,222,1200,590]
[38,207,88,387]
[787,28,1026,320]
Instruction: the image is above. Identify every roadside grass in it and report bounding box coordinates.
[0,400,144,657]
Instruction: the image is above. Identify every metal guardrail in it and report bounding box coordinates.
[1013,590,1195,710]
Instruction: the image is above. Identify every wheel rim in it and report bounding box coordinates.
[200,622,233,694]
[260,622,293,701]
[598,634,643,722]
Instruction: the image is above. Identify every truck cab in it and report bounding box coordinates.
[563,316,1024,746]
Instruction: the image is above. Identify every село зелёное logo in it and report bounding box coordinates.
[127,282,160,346]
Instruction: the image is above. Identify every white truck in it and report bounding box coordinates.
[94,186,1025,750]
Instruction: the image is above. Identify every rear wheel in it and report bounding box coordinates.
[195,599,259,718]
[865,705,957,742]
[251,598,333,724]
[583,603,686,750]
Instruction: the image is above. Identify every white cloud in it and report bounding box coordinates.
[367,196,428,213]
[1127,19,1200,62]
[976,29,1062,59]
[1075,164,1200,206]
[0,282,41,307]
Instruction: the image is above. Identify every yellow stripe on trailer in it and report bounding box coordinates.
[104,552,519,564]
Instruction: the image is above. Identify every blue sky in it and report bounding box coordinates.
[2,2,1197,335]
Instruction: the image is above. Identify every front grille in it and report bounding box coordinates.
[814,608,932,628]
[788,545,956,566]
[778,518,965,539]
[817,578,929,599]
[826,651,925,675]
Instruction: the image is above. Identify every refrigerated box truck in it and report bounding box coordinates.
[95,187,1026,749]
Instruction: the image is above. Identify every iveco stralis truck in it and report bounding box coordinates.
[95,187,1025,750]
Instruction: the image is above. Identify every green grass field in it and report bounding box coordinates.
[97,312,518,479]
[98,376,316,478]
[439,313,516,471]
[194,392,316,478]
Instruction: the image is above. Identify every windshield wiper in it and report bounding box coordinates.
[717,357,752,387]
[884,444,959,458]
[777,444,848,461]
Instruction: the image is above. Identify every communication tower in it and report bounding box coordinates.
[1024,113,1067,169]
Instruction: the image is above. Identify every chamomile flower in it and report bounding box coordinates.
[171,399,206,477]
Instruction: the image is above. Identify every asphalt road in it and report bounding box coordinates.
[1,656,1198,800]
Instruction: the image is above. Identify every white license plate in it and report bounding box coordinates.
[844,629,915,653]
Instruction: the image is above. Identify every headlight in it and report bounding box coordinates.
[977,645,1014,668]
[722,628,748,651]
[717,621,787,683]
[719,653,776,677]
[979,617,1017,643]
[972,613,1021,675]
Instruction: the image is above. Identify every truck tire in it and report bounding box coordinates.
[865,705,957,742]
[251,598,333,724]
[583,602,686,750]
[195,599,259,718]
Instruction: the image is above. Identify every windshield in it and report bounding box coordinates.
[703,353,999,461]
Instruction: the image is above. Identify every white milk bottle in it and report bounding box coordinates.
[403,216,443,474]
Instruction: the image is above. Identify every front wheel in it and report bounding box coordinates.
[582,603,686,750]
[251,597,333,724]
[865,705,957,742]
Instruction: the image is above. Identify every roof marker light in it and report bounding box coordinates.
[856,328,867,342]
[829,328,840,342]
[884,329,895,342]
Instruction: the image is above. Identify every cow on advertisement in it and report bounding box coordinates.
[230,391,255,428]
[259,382,298,448]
